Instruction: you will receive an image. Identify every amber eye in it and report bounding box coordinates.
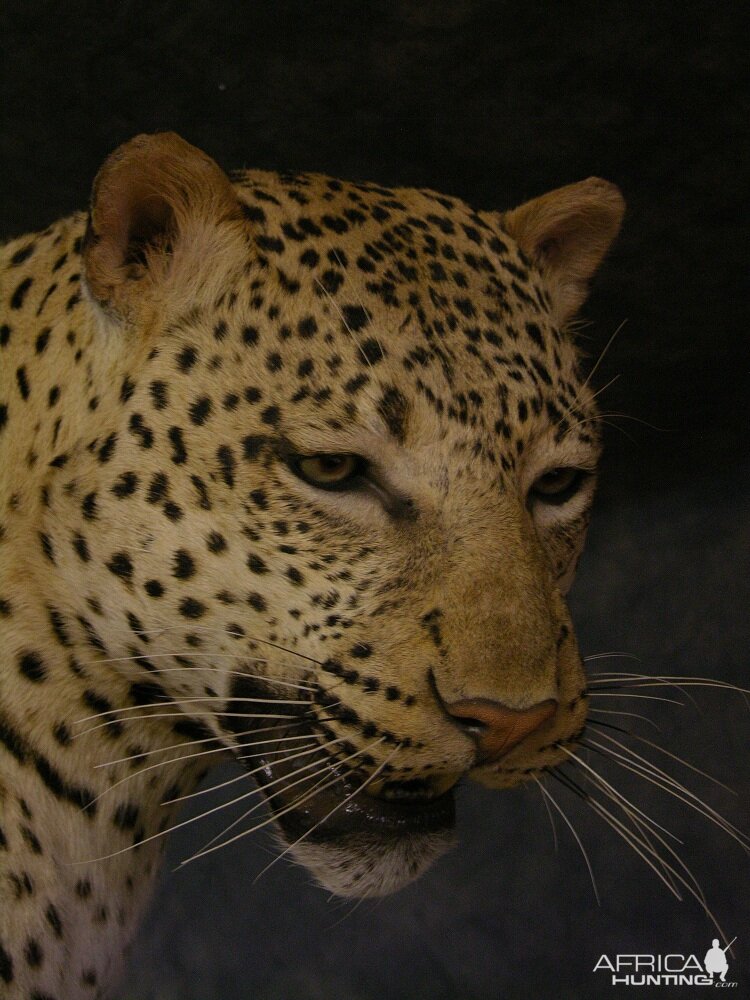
[289,453,365,491]
[529,467,589,506]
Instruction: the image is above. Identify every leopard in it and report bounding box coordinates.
[0,132,624,998]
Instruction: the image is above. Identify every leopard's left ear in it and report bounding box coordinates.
[501,177,625,325]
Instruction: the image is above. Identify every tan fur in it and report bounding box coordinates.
[502,176,625,324]
[0,133,622,997]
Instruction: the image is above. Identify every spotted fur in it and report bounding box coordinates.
[0,133,623,997]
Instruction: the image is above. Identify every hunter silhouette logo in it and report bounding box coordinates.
[704,938,735,983]
[593,937,738,987]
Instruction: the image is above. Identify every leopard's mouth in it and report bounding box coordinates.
[249,743,457,842]
[221,675,460,896]
[224,713,458,897]
[222,676,458,846]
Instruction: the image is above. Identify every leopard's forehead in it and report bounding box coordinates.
[164,168,599,478]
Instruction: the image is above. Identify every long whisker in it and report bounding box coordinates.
[589,673,708,709]
[143,621,328,665]
[74,695,314,725]
[254,741,402,882]
[588,731,744,834]
[575,784,684,900]
[535,778,599,903]
[95,727,324,768]
[556,758,695,902]
[100,616,329,670]
[588,411,672,431]
[204,737,361,833]
[587,692,685,706]
[560,319,627,428]
[564,771,732,941]
[163,736,348,805]
[85,660,317,693]
[562,752,694,900]
[590,726,735,795]
[536,780,559,852]
[82,648,316,674]
[73,732,348,865]
[580,372,622,409]
[564,747,681,844]
[73,710,306,740]
[585,734,750,851]
[588,672,750,697]
[188,733,359,855]
[179,738,386,866]
[88,716,339,805]
[137,664,314,692]
[584,319,627,385]
[583,652,641,663]
[588,708,662,732]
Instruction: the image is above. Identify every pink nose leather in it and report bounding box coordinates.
[445,698,557,761]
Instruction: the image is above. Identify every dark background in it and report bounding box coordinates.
[2,2,748,997]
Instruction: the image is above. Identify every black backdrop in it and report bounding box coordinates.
[2,3,748,998]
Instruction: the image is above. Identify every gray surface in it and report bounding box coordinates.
[122,469,750,999]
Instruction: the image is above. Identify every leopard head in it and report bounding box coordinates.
[69,133,623,896]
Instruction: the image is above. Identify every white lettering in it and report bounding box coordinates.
[664,954,686,972]
[592,943,737,988]
[684,954,704,972]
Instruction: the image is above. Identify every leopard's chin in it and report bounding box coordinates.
[249,749,457,897]
[283,827,457,898]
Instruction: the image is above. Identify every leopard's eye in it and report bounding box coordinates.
[529,467,589,506]
[289,453,366,491]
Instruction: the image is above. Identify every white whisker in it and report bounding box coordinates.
[584,651,641,663]
[254,740,400,882]
[82,648,313,671]
[179,738,386,866]
[95,727,326,769]
[163,736,346,805]
[123,664,316,693]
[536,780,559,853]
[74,695,313,725]
[581,788,731,941]
[588,671,750,698]
[588,708,662,731]
[586,735,749,851]
[562,751,701,902]
[73,710,309,741]
[535,778,599,904]
[563,748,681,843]
[601,729,736,795]
[587,692,685,706]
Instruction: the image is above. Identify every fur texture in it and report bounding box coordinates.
[0,133,623,997]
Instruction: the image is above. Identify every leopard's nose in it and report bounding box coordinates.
[444,697,557,762]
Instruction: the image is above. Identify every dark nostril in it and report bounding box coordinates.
[445,697,557,762]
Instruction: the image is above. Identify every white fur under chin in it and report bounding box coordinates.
[288,832,456,898]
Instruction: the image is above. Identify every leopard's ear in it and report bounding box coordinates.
[501,177,625,325]
[83,132,242,320]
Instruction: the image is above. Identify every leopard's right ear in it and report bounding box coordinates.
[82,132,243,321]
[501,177,625,326]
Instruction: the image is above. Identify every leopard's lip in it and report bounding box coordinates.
[246,745,456,842]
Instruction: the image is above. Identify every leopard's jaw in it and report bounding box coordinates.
[0,131,622,995]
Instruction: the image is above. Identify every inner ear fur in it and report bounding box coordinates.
[83,132,242,319]
[501,177,625,325]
